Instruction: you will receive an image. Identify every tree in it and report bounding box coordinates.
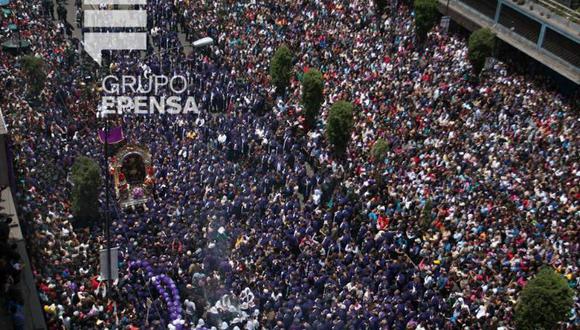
[374,0,388,14]
[414,0,439,41]
[515,267,574,330]
[371,138,389,162]
[270,45,293,95]
[326,101,354,156]
[20,55,47,98]
[420,199,433,231]
[468,28,495,74]
[71,157,102,227]
[302,69,324,130]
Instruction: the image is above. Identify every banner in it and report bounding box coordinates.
[99,247,119,281]
[440,16,450,35]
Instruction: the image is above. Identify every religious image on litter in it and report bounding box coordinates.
[110,144,154,209]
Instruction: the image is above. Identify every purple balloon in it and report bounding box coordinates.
[127,260,183,323]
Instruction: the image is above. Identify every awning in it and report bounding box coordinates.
[1,39,31,51]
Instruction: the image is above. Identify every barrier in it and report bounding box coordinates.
[532,0,580,23]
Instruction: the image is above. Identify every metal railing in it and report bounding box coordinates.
[531,0,580,23]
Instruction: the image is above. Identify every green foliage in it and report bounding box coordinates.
[20,55,47,97]
[468,28,495,74]
[326,101,354,156]
[270,45,293,95]
[515,267,574,330]
[71,157,102,224]
[371,138,389,162]
[302,69,324,129]
[375,0,388,13]
[414,0,439,40]
[420,199,433,230]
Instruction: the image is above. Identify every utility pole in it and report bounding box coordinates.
[102,65,113,292]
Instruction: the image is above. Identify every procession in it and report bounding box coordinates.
[0,0,577,329]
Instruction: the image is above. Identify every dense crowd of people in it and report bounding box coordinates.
[0,0,578,329]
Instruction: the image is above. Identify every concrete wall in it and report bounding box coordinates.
[0,136,9,188]
[1,188,47,330]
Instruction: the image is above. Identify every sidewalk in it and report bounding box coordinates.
[2,187,46,330]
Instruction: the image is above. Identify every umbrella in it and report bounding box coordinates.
[1,39,31,51]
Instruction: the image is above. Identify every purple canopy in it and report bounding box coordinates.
[98,126,125,144]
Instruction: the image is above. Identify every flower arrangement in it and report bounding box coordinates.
[132,187,144,199]
[146,166,154,177]
[144,166,155,186]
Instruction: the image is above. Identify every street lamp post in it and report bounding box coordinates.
[147,37,214,74]
[99,62,113,292]
[192,37,213,48]
[104,101,112,290]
